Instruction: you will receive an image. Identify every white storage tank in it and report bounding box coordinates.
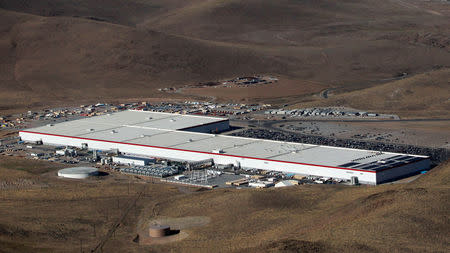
[57,167,98,179]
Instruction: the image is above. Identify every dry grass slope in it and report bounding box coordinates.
[144,162,450,253]
[0,0,449,113]
[0,155,448,252]
[297,68,450,118]
[0,8,286,111]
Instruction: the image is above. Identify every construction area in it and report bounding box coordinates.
[17,110,430,185]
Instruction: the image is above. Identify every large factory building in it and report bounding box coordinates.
[19,110,430,184]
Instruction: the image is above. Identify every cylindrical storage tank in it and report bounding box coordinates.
[149,225,170,238]
[57,167,98,179]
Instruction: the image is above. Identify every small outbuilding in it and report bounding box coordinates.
[112,155,155,166]
[275,180,299,188]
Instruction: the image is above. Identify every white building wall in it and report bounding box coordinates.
[376,159,430,184]
[112,156,154,166]
[20,131,378,184]
[219,155,377,184]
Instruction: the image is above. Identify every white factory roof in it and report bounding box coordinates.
[22,110,427,172]
[43,110,227,132]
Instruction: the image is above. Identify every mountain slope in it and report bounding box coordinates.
[0,156,447,252]
[0,0,197,26]
[296,68,450,118]
[0,9,286,110]
[0,0,449,113]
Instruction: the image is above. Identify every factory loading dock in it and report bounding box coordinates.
[19,110,430,185]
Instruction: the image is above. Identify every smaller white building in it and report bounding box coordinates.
[249,181,274,188]
[55,149,66,155]
[112,155,155,166]
[174,175,187,180]
[275,180,299,188]
[55,148,76,156]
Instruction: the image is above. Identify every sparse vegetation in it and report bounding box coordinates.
[0,155,448,252]
[0,0,449,114]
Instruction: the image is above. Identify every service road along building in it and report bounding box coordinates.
[19,110,430,184]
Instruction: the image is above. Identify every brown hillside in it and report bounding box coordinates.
[0,156,448,252]
[147,0,440,39]
[0,0,197,26]
[296,68,450,118]
[0,1,449,112]
[0,9,286,110]
[139,162,450,253]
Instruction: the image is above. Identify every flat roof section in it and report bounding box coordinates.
[133,114,227,130]
[171,135,257,152]
[132,131,214,147]
[25,110,227,138]
[271,145,392,168]
[20,110,428,174]
[77,110,172,126]
[29,121,115,136]
[77,126,168,143]
[221,140,318,159]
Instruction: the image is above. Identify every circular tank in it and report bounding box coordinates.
[57,167,98,179]
[149,225,170,238]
